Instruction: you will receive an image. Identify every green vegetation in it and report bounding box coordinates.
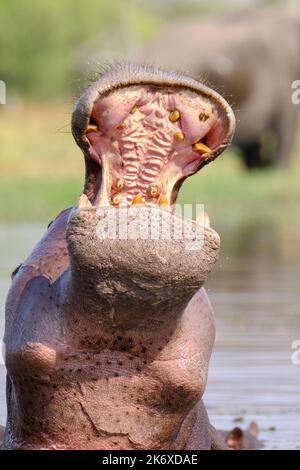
[0,0,158,98]
[0,0,297,225]
[0,0,281,98]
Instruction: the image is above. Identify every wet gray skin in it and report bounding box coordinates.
[3,64,235,450]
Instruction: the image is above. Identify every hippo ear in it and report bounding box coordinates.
[11,263,22,280]
[248,421,259,437]
[226,427,244,450]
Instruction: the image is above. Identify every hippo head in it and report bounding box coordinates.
[66,64,235,325]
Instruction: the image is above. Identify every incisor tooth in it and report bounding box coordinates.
[159,194,168,207]
[131,193,143,205]
[169,110,180,122]
[86,124,98,133]
[192,142,211,154]
[197,211,210,228]
[77,194,92,208]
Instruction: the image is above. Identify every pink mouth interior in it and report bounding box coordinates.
[84,85,229,206]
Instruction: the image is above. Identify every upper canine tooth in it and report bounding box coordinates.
[159,194,168,207]
[132,193,143,205]
[197,211,210,228]
[192,142,211,154]
[86,123,98,133]
[77,193,92,208]
[115,178,124,192]
[169,110,180,122]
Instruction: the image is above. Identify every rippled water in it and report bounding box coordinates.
[0,220,299,449]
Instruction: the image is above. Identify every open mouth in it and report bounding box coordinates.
[72,64,235,216]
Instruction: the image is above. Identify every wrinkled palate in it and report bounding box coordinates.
[82,85,231,208]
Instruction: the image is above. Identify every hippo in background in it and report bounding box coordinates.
[142,3,300,168]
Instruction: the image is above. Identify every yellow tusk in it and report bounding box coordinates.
[77,193,92,208]
[86,124,98,133]
[159,194,168,207]
[112,195,121,206]
[192,142,211,154]
[174,131,185,142]
[131,193,143,205]
[115,178,124,192]
[169,110,180,122]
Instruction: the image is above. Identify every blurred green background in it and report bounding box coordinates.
[0,0,298,228]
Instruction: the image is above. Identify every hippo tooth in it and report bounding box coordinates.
[192,142,211,154]
[199,112,209,122]
[86,124,98,133]
[169,110,180,122]
[159,194,168,207]
[77,193,92,208]
[112,194,121,206]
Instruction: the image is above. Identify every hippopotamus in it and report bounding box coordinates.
[142,4,300,168]
[2,63,235,450]
[220,422,264,450]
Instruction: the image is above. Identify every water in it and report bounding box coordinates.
[205,220,300,450]
[0,221,299,449]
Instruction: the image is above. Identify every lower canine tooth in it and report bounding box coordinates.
[174,131,184,142]
[77,194,92,208]
[169,110,180,122]
[159,194,168,207]
[112,195,121,206]
[192,142,211,154]
[132,193,143,205]
[115,178,124,191]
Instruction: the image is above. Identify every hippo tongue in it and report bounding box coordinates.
[71,68,235,209]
